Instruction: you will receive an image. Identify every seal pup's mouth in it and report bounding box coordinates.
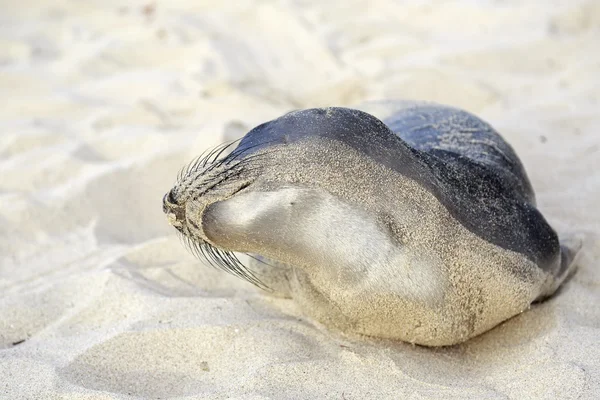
[163,141,269,288]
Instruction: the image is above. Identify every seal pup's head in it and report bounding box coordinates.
[163,107,428,290]
[162,141,269,287]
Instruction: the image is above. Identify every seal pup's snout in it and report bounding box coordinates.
[162,153,267,288]
[163,190,185,230]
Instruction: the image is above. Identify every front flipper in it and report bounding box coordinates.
[558,234,584,281]
[537,234,583,301]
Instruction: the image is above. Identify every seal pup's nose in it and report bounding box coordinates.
[163,190,185,230]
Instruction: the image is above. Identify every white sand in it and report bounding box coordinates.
[1,0,599,398]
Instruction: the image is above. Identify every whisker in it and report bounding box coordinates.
[167,137,284,290]
[177,140,247,186]
[201,141,232,168]
[209,140,240,164]
[246,253,276,268]
[181,236,268,289]
[223,140,277,166]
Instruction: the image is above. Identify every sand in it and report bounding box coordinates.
[1,0,599,399]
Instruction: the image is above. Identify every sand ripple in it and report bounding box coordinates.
[1,1,599,399]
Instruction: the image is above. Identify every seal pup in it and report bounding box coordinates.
[163,101,581,346]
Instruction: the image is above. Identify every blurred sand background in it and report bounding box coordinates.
[1,0,599,399]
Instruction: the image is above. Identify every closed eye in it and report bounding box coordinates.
[232,182,252,196]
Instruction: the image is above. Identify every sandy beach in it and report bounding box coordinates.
[1,0,599,398]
